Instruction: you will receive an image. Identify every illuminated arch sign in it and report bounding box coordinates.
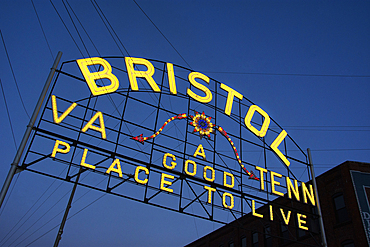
[22,56,315,230]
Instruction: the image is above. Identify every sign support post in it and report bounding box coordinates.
[0,51,63,209]
[53,167,82,247]
[308,148,328,247]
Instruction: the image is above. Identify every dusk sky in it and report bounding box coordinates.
[0,1,369,246]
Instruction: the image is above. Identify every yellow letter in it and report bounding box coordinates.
[286,177,300,201]
[163,153,177,169]
[106,158,123,178]
[204,186,216,203]
[271,171,284,197]
[185,160,197,176]
[77,57,119,96]
[80,149,95,169]
[160,173,174,193]
[193,144,206,160]
[269,205,274,221]
[125,57,160,92]
[302,182,316,206]
[252,200,263,218]
[187,72,212,103]
[134,166,149,184]
[280,208,292,225]
[167,63,177,94]
[222,192,234,209]
[255,166,268,191]
[220,83,243,116]
[297,213,308,230]
[52,95,77,124]
[81,111,106,139]
[270,130,290,167]
[51,140,70,158]
[223,171,234,188]
[203,166,215,182]
[244,105,270,137]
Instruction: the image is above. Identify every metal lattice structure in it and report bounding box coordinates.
[19,57,321,245]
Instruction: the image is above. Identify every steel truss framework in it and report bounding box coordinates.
[20,57,321,246]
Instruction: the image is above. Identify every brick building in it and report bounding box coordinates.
[185,161,370,247]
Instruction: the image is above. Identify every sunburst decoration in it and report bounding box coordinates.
[189,111,214,139]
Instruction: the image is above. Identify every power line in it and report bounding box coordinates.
[11,186,71,247]
[22,176,107,246]
[65,0,100,55]
[24,193,106,247]
[284,125,370,128]
[271,126,370,132]
[90,0,130,56]
[31,0,54,60]
[285,128,370,132]
[0,177,66,246]
[204,71,370,78]
[0,78,17,150]
[13,5,145,245]
[0,173,20,218]
[132,0,192,69]
[62,0,90,56]
[50,0,84,56]
[310,148,370,152]
[0,30,30,119]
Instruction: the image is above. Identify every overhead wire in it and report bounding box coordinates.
[63,0,125,120]
[17,173,106,246]
[0,173,20,218]
[5,2,88,244]
[0,30,30,119]
[204,71,370,78]
[64,0,100,55]
[10,188,72,247]
[63,0,123,118]
[5,2,89,244]
[31,0,54,60]
[0,178,66,246]
[22,176,108,246]
[14,1,143,244]
[83,0,201,239]
[24,193,106,247]
[126,3,202,236]
[132,0,192,69]
[90,0,185,141]
[284,128,370,132]
[50,0,84,56]
[9,1,368,245]
[90,0,130,56]
[62,0,91,56]
[0,78,17,150]
[0,75,21,241]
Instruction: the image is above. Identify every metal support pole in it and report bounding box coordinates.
[307,148,328,247]
[0,51,63,209]
[53,167,82,247]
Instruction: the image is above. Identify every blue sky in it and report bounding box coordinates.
[0,1,369,246]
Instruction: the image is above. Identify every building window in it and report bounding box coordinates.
[333,193,349,223]
[341,239,355,247]
[241,236,247,247]
[228,241,234,247]
[296,214,306,238]
[280,223,290,244]
[264,225,272,247]
[252,231,259,247]
[309,206,320,234]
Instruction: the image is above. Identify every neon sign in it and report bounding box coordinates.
[21,56,316,231]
